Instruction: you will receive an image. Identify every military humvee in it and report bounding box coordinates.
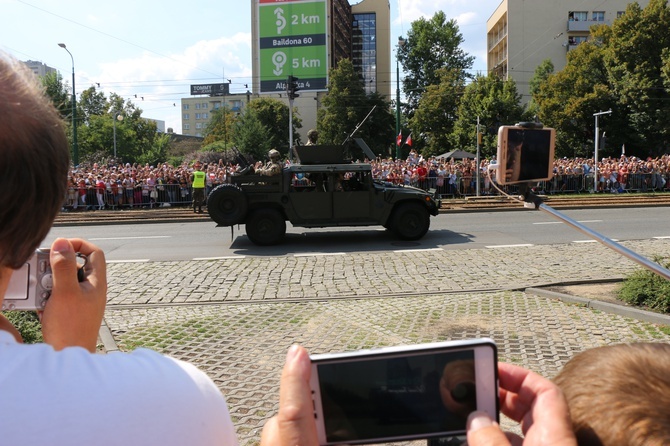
[207,142,441,245]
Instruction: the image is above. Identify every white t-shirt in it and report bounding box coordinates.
[0,330,238,445]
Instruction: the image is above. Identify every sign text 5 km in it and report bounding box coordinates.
[257,0,328,94]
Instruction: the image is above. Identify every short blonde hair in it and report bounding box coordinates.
[554,343,670,446]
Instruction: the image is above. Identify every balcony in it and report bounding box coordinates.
[567,19,609,32]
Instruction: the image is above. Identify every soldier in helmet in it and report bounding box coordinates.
[254,149,283,176]
[305,129,318,146]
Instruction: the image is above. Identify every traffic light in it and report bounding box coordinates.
[287,75,300,99]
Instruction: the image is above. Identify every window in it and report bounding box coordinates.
[202,113,208,119]
[569,11,588,21]
[617,11,625,18]
[592,11,605,21]
[195,113,202,119]
[195,103,201,109]
[202,103,208,109]
[214,103,221,109]
[184,124,190,130]
[196,123,202,129]
[183,113,190,120]
[183,104,189,110]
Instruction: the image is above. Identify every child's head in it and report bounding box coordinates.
[0,54,69,269]
[554,343,670,445]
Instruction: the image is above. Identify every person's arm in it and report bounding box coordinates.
[261,345,318,446]
[467,362,576,446]
[40,238,107,353]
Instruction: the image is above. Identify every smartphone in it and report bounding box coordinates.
[496,125,556,184]
[309,338,498,445]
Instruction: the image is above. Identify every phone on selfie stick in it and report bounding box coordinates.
[309,338,499,445]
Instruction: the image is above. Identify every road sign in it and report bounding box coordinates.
[257,0,328,93]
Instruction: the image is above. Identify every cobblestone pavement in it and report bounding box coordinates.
[102,238,670,445]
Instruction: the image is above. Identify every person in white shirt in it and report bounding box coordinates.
[0,52,237,446]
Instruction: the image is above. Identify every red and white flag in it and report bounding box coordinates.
[396,131,402,147]
[406,133,413,146]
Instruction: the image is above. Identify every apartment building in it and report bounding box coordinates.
[181,91,251,137]
[487,0,649,103]
[22,60,57,78]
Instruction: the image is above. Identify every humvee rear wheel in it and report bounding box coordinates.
[245,209,286,245]
[208,184,248,226]
[390,202,430,240]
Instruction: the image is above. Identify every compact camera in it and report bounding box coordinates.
[3,248,53,311]
[309,338,499,445]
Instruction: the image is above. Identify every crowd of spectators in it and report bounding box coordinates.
[64,151,670,211]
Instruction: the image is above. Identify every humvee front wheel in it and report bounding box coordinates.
[390,202,430,240]
[245,209,286,245]
[208,184,248,226]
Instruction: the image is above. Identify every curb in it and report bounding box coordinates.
[526,287,670,326]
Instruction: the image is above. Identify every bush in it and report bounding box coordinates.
[618,256,670,313]
[3,311,43,344]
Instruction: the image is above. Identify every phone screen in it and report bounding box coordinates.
[497,126,556,184]
[312,342,497,444]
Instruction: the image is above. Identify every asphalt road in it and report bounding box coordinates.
[44,206,670,262]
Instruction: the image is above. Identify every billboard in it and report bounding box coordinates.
[190,83,230,96]
[257,0,328,93]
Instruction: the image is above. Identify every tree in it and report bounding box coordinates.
[534,0,670,157]
[231,108,272,160]
[526,59,554,117]
[408,68,465,156]
[397,11,474,119]
[317,59,394,156]
[245,97,301,156]
[203,106,236,148]
[451,74,524,158]
[40,71,70,119]
[79,86,108,125]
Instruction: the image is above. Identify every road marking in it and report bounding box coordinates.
[486,244,534,248]
[107,259,150,263]
[534,220,602,225]
[393,248,443,253]
[90,236,171,241]
[294,252,347,257]
[573,239,619,244]
[193,256,246,260]
[654,236,670,239]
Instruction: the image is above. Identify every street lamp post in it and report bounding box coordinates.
[593,109,612,192]
[395,36,406,160]
[58,43,78,166]
[113,112,124,160]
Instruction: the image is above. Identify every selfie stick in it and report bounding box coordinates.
[518,185,670,281]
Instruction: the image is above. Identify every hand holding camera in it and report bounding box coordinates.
[41,238,107,352]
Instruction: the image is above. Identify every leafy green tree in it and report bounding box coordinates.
[231,108,272,160]
[317,59,394,156]
[534,0,670,157]
[245,97,301,155]
[408,68,465,156]
[602,0,670,156]
[451,74,524,158]
[203,106,236,148]
[79,86,108,125]
[534,36,614,157]
[397,11,474,118]
[526,59,554,117]
[40,71,70,118]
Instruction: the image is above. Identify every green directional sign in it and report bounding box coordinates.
[257,0,328,93]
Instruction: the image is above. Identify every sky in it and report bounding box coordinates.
[1,0,502,131]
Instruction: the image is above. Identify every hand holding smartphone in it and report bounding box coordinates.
[309,338,498,445]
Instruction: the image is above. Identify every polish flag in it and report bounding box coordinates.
[396,132,402,147]
[406,134,413,146]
